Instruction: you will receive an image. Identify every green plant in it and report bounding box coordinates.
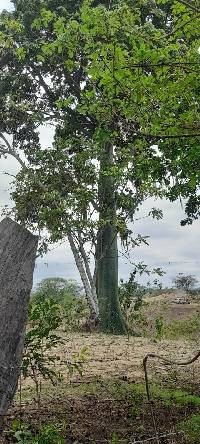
[62,294,90,332]
[32,277,83,304]
[118,267,163,334]
[11,420,66,444]
[155,316,164,340]
[22,298,89,406]
[178,414,200,443]
[67,346,90,378]
[165,314,200,340]
[22,298,64,405]
[32,277,90,332]
[11,421,33,444]
[111,431,120,444]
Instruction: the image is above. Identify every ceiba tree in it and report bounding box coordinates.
[0,0,199,333]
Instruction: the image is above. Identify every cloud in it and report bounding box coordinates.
[0,1,14,11]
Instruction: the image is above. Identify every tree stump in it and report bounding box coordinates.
[0,218,38,423]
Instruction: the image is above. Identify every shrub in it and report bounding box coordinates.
[155,316,164,340]
[32,278,90,331]
[22,298,89,406]
[62,293,90,331]
[22,298,64,405]
[32,277,83,304]
[118,272,147,333]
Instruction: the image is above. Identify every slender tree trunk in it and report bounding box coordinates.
[77,231,98,306]
[68,233,99,319]
[97,142,127,334]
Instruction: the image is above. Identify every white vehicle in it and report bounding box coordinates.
[172,298,187,304]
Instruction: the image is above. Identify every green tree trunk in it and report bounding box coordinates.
[97,142,127,334]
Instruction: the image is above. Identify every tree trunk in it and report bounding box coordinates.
[68,232,99,319]
[0,218,38,424]
[97,142,127,334]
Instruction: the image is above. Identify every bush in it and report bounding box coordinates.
[155,316,164,340]
[22,298,64,404]
[118,272,149,334]
[62,294,90,331]
[32,277,83,304]
[31,277,90,331]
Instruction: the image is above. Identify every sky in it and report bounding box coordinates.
[1,0,200,290]
[0,0,13,11]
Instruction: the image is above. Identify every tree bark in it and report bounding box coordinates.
[97,142,127,334]
[0,217,38,424]
[77,231,98,303]
[68,232,99,319]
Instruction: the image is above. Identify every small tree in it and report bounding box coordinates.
[172,273,198,294]
[22,297,88,408]
[32,277,90,331]
[32,277,83,303]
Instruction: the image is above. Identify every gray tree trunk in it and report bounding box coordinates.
[0,218,38,424]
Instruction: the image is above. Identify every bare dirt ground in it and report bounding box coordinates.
[2,294,200,443]
[1,333,199,444]
[57,333,200,383]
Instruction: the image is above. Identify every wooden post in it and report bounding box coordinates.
[0,218,38,422]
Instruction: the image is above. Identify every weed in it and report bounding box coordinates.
[165,315,200,340]
[11,420,66,444]
[155,316,164,340]
[178,414,200,443]
[111,431,120,444]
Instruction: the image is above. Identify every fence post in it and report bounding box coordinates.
[0,217,38,424]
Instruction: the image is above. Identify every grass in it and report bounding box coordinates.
[178,414,200,443]
[9,376,200,443]
[164,315,200,341]
[15,376,200,409]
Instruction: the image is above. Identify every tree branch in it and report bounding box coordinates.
[29,65,95,130]
[167,14,200,37]
[0,133,25,167]
[138,132,200,140]
[177,0,199,13]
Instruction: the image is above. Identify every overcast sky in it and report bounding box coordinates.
[0,0,13,11]
[1,0,200,289]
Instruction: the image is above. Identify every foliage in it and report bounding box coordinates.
[172,273,198,294]
[11,420,66,444]
[22,297,89,405]
[111,431,120,444]
[119,272,146,313]
[62,294,90,331]
[178,414,200,444]
[22,298,64,390]
[67,345,90,378]
[32,277,84,304]
[164,314,200,341]
[118,266,163,332]
[155,316,164,340]
[32,277,90,331]
[1,0,200,331]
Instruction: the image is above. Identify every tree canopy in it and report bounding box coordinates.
[0,0,200,332]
